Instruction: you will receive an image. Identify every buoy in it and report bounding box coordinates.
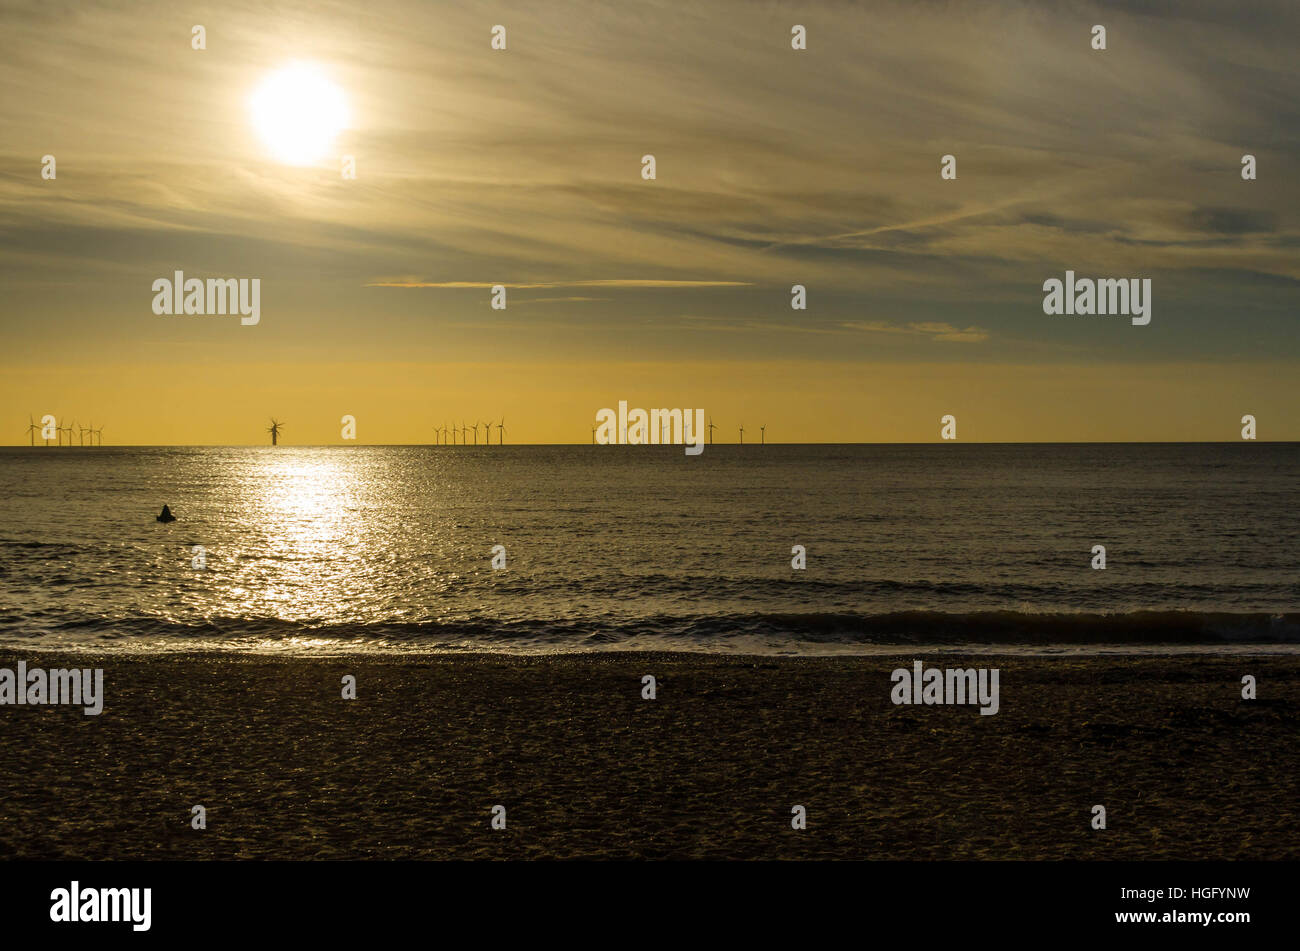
[157,505,176,523]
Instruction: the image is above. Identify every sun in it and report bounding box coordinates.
[250,63,349,165]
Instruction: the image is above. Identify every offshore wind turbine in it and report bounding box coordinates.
[497,417,505,445]
[739,424,744,445]
[267,418,283,446]
[462,421,471,445]
[760,425,766,446]
[707,417,716,445]
[25,415,38,446]
[95,425,104,446]
[478,420,489,445]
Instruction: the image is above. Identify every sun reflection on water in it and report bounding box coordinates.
[217,450,373,623]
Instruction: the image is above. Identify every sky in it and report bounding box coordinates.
[1,0,1297,444]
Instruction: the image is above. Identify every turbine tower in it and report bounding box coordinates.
[267,418,283,446]
[497,417,505,445]
[760,425,766,446]
[739,424,744,445]
[707,417,716,445]
[25,415,37,446]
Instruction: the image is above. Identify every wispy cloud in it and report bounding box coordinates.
[513,296,614,304]
[1,0,1297,366]
[365,280,754,288]
[843,321,990,343]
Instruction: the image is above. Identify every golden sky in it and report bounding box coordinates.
[2,0,1297,443]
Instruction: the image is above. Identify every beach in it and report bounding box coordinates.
[2,651,1296,861]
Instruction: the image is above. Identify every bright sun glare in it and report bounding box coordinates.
[250,63,349,165]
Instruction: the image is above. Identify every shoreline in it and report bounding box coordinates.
[5,644,1300,658]
[2,651,1297,860]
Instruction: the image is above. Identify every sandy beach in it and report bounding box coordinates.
[1,651,1296,860]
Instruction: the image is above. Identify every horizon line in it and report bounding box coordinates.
[3,440,1296,449]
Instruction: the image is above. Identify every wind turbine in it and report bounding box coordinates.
[707,417,716,445]
[739,423,744,445]
[760,425,766,446]
[267,418,283,446]
[591,425,597,445]
[25,415,37,446]
[94,425,104,446]
[463,421,471,445]
[497,417,505,445]
[478,420,489,445]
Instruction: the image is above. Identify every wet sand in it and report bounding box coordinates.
[1,651,1296,860]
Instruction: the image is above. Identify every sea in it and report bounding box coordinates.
[0,443,1296,655]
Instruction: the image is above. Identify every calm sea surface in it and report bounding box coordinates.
[0,444,1296,654]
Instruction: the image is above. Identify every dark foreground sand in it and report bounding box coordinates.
[1,652,1296,860]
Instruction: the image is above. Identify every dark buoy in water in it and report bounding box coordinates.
[156,504,176,523]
